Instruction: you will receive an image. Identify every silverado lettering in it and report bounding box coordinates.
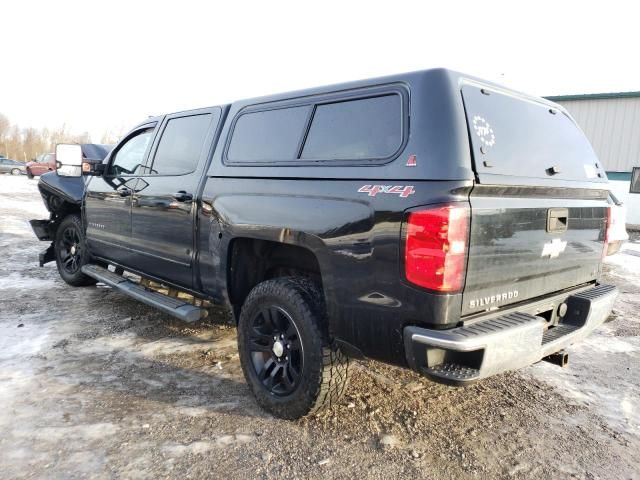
[469,290,519,309]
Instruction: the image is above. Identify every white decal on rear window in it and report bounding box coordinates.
[472,115,496,148]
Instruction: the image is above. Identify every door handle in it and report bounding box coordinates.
[172,191,193,202]
[117,187,133,197]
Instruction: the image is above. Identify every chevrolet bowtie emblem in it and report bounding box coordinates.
[541,238,567,258]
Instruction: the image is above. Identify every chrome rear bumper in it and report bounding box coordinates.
[404,284,618,384]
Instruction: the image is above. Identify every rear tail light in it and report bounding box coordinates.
[602,206,612,258]
[404,203,470,292]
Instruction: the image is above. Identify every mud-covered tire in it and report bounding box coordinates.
[238,277,350,419]
[54,214,97,287]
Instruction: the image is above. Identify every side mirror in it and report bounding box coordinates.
[56,144,83,177]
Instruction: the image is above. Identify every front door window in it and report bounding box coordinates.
[108,129,154,176]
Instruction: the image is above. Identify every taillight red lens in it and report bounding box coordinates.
[405,203,470,292]
[602,206,612,258]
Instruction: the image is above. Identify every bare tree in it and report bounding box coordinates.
[0,113,99,162]
[100,129,122,145]
[7,125,22,160]
[0,114,10,157]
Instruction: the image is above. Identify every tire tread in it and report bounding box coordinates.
[238,277,350,419]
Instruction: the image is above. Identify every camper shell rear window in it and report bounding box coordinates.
[462,84,607,183]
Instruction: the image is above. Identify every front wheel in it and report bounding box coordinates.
[10,168,21,175]
[54,214,97,287]
[238,277,350,419]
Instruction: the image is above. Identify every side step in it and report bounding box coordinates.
[81,264,206,323]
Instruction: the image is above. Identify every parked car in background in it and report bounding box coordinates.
[0,158,26,175]
[607,192,629,255]
[26,153,56,178]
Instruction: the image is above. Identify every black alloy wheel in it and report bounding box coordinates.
[248,305,303,396]
[54,214,97,287]
[58,225,83,275]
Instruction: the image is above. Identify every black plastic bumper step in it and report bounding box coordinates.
[571,283,616,300]
[542,324,581,345]
[423,363,480,382]
[81,264,206,323]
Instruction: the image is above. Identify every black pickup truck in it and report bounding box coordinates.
[31,68,618,419]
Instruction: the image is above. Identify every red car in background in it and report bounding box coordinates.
[26,153,56,178]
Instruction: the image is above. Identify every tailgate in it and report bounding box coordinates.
[462,189,607,316]
[460,84,609,316]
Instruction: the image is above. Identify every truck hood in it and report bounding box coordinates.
[38,171,87,206]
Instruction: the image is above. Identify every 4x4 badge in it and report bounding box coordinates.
[358,185,415,198]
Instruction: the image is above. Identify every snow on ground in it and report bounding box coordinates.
[605,239,640,282]
[0,174,639,479]
[528,235,640,440]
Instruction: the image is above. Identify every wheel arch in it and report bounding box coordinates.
[225,235,333,324]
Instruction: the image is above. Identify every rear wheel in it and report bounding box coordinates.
[10,168,20,175]
[26,169,34,179]
[238,277,350,419]
[54,214,97,287]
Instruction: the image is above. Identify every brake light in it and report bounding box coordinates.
[602,206,612,258]
[405,203,470,292]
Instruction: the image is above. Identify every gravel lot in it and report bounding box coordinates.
[0,174,638,479]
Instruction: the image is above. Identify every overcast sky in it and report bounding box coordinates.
[2,0,639,140]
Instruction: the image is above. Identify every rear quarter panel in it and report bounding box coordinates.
[198,177,472,365]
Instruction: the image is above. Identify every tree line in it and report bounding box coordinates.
[0,113,120,162]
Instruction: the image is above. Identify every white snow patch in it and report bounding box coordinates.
[0,216,36,237]
[0,320,50,361]
[176,402,240,417]
[76,330,217,358]
[163,441,215,456]
[162,434,254,457]
[528,327,640,435]
[0,175,42,195]
[0,271,58,290]
[1,197,48,217]
[605,241,640,282]
[578,328,639,354]
[26,423,120,442]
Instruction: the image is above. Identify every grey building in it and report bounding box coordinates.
[546,91,640,224]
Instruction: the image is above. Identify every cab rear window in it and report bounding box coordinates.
[227,106,311,163]
[150,114,212,175]
[226,92,403,164]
